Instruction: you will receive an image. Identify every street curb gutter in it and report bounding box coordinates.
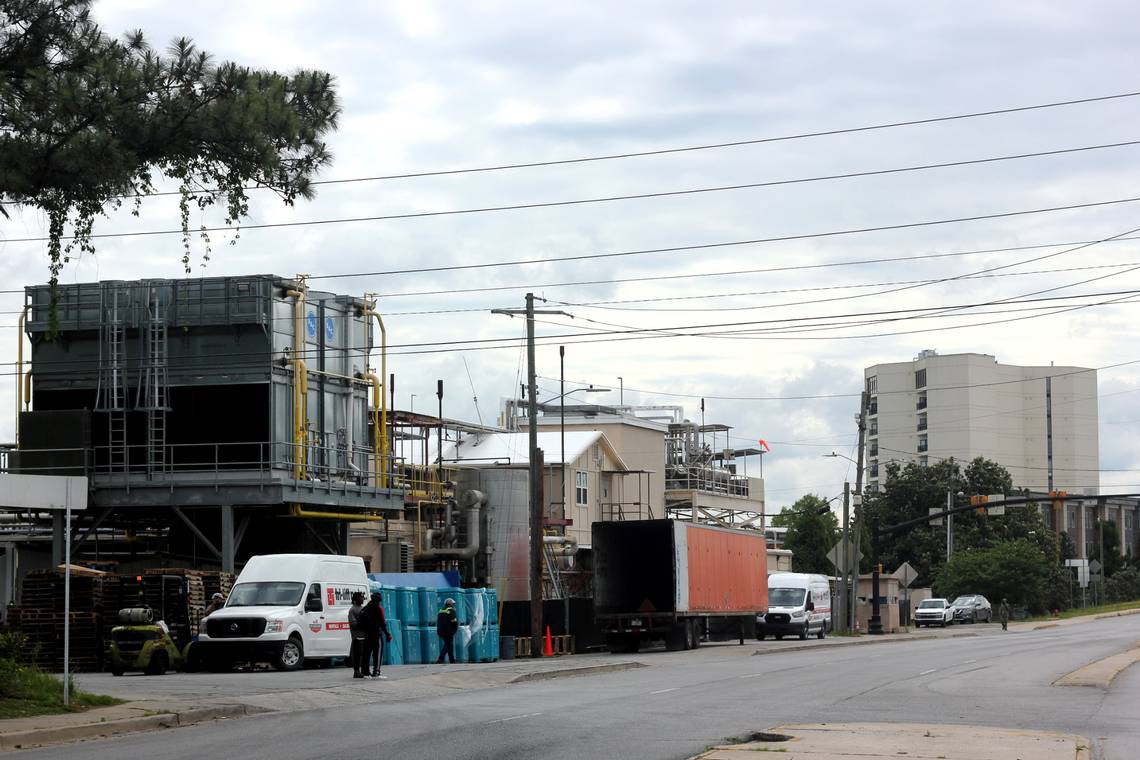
[509,661,646,683]
[751,631,978,656]
[1053,645,1140,688]
[0,704,270,752]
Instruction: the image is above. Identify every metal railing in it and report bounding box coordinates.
[917,421,928,431]
[917,442,929,452]
[665,468,750,497]
[600,500,655,521]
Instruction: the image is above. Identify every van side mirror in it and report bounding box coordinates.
[305,597,322,613]
[806,600,815,611]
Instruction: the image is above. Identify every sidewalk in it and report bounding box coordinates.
[694,723,1090,760]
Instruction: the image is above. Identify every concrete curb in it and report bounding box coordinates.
[1095,607,1140,621]
[1053,645,1140,688]
[0,704,268,752]
[509,661,646,683]
[751,631,978,656]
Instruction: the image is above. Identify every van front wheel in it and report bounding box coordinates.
[274,636,304,671]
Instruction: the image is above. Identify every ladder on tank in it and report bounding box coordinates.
[139,288,169,476]
[97,286,128,473]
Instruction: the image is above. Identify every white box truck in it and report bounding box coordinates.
[196,554,369,671]
[756,572,832,641]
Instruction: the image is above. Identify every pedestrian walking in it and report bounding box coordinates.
[436,597,459,664]
[203,592,226,618]
[348,591,366,678]
[998,598,1010,631]
[359,592,392,679]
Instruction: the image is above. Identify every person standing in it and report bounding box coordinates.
[359,592,392,679]
[436,598,459,664]
[348,591,366,678]
[203,592,226,618]
[998,598,1011,631]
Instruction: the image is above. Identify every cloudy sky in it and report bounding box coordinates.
[3,1,1140,509]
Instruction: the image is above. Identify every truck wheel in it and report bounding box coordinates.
[274,636,305,671]
[145,651,168,676]
[816,623,825,640]
[606,634,639,654]
[689,620,702,650]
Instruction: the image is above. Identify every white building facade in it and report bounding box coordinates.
[864,351,1099,495]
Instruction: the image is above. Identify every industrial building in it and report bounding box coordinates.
[1,274,405,607]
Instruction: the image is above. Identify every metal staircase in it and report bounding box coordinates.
[542,542,566,600]
[96,286,128,473]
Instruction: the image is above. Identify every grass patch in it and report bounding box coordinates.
[827,630,862,638]
[1022,599,1140,623]
[0,667,123,719]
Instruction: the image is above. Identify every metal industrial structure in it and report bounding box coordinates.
[3,275,403,576]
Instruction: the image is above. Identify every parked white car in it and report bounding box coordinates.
[914,598,954,627]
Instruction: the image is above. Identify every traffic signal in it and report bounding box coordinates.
[970,494,989,515]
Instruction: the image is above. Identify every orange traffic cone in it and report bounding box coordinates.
[543,625,554,657]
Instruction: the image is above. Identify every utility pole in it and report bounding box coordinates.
[492,294,571,658]
[837,480,850,633]
[851,390,868,632]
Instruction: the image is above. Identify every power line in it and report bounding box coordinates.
[91,90,1140,197]
[6,149,1140,247]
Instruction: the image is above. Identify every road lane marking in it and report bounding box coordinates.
[920,668,938,675]
[739,673,765,679]
[487,712,543,724]
[963,659,978,665]
[650,687,679,694]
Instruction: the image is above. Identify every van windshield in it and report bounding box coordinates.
[768,588,807,607]
[227,582,306,607]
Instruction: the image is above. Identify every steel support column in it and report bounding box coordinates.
[51,512,64,567]
[221,505,235,573]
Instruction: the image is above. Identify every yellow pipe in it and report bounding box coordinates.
[22,370,32,411]
[362,304,388,488]
[15,305,30,444]
[289,503,387,522]
[363,371,382,487]
[287,282,308,480]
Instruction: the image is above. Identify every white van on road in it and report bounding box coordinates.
[757,572,832,641]
[196,554,369,671]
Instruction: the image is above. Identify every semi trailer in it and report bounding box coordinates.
[593,519,768,653]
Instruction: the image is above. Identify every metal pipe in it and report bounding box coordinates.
[288,503,387,522]
[15,305,30,443]
[363,372,382,487]
[417,490,486,559]
[22,370,32,412]
[543,534,579,556]
[286,283,308,481]
[362,304,388,488]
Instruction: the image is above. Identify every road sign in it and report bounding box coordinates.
[985,494,1007,516]
[1088,559,1102,574]
[0,474,87,511]
[893,561,919,587]
[826,540,863,570]
[928,507,943,526]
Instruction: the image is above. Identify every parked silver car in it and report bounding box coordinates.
[950,595,992,623]
[914,598,954,627]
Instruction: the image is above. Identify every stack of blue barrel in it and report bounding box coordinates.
[368,575,499,665]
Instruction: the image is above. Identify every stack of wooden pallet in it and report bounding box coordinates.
[13,569,107,672]
[20,569,103,613]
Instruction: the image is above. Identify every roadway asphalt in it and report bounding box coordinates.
[15,616,1140,760]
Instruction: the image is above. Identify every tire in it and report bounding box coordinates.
[775,635,783,641]
[757,633,766,641]
[940,619,947,628]
[690,620,702,650]
[816,622,825,640]
[798,623,809,641]
[110,666,125,677]
[145,651,168,676]
[273,636,304,671]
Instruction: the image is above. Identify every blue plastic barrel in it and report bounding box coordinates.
[396,587,417,625]
[488,624,500,662]
[464,588,487,627]
[380,586,397,619]
[384,619,404,666]
[486,589,499,624]
[419,626,441,664]
[402,625,422,665]
[416,588,436,627]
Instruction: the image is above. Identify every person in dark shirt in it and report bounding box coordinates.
[347,591,366,678]
[436,598,459,664]
[358,592,392,679]
[203,593,226,618]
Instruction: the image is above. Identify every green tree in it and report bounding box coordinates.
[861,457,1056,587]
[1090,520,1122,577]
[1,0,339,289]
[773,494,839,575]
[933,540,1054,613]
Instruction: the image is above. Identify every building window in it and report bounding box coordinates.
[868,482,880,493]
[867,376,878,394]
[869,420,878,436]
[918,456,929,467]
[868,396,878,415]
[917,414,927,432]
[575,470,588,506]
[869,461,879,478]
[1042,505,1054,530]
[915,368,927,388]
[1066,507,1077,533]
[917,435,928,453]
[916,392,927,410]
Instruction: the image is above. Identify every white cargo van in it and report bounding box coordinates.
[196,554,369,671]
[756,572,832,641]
